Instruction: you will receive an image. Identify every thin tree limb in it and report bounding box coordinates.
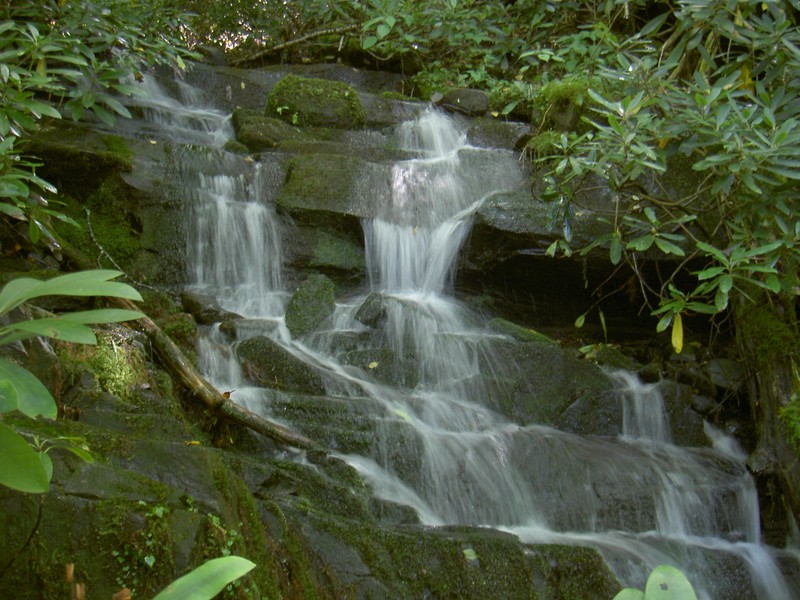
[59,241,323,454]
[230,24,359,66]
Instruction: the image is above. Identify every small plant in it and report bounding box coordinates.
[0,270,143,493]
[614,565,698,600]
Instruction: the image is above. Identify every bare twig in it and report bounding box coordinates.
[230,24,359,66]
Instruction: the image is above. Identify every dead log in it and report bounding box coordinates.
[117,296,323,453]
[59,241,322,453]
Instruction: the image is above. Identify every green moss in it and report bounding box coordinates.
[267,75,367,129]
[208,461,284,599]
[538,77,592,105]
[96,497,176,596]
[55,177,142,271]
[102,135,135,169]
[57,328,149,403]
[524,130,561,158]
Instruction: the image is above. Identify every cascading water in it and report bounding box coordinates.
[136,73,798,599]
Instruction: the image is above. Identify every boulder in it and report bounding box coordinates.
[236,335,326,394]
[266,74,367,128]
[231,107,309,152]
[284,274,336,339]
[434,88,490,116]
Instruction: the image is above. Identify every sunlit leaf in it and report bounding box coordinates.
[644,565,697,600]
[671,312,684,354]
[0,422,51,493]
[0,359,56,418]
[152,557,255,600]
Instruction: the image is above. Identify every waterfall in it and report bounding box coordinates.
[136,73,797,600]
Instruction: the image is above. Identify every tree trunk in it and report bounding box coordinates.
[734,293,800,530]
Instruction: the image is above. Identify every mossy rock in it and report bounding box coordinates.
[231,107,309,152]
[285,273,336,338]
[236,335,326,394]
[266,74,367,129]
[489,317,557,346]
[295,228,365,273]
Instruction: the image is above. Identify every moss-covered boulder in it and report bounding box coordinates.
[236,335,326,394]
[266,74,367,129]
[231,107,310,152]
[284,273,336,338]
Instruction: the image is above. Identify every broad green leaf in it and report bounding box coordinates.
[6,318,97,344]
[695,266,725,281]
[696,242,728,265]
[718,274,733,294]
[0,379,17,413]
[60,309,143,324]
[0,358,56,418]
[0,270,142,314]
[610,231,623,265]
[714,288,729,312]
[376,23,391,39]
[39,450,53,482]
[765,274,781,293]
[627,235,654,252]
[574,313,586,328]
[612,590,645,600]
[644,565,697,600]
[152,556,256,600]
[671,313,684,354]
[0,422,51,493]
[362,36,378,49]
[656,312,673,333]
[654,237,685,257]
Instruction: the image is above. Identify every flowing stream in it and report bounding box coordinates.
[133,73,797,599]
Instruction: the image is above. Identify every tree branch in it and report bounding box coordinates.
[230,24,359,67]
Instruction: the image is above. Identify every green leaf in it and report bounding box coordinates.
[376,23,391,39]
[656,312,673,333]
[0,270,142,314]
[654,237,685,256]
[612,590,645,600]
[609,231,623,265]
[695,266,725,281]
[765,274,781,293]
[0,422,51,493]
[153,556,256,600]
[644,565,697,600]
[696,242,728,265]
[671,313,684,354]
[627,235,655,252]
[0,359,56,418]
[5,318,97,344]
[574,313,586,328]
[362,36,378,50]
[718,274,733,294]
[60,309,144,324]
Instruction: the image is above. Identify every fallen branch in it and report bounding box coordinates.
[60,241,323,453]
[118,296,323,453]
[230,24,359,66]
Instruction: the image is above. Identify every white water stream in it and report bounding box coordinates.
[134,73,798,599]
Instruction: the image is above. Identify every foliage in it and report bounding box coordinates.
[152,556,256,600]
[0,0,195,249]
[613,564,698,600]
[531,1,800,350]
[0,270,143,493]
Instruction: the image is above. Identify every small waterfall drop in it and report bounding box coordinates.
[135,73,798,600]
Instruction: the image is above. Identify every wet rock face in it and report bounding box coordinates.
[433,88,490,116]
[284,273,336,339]
[236,335,326,394]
